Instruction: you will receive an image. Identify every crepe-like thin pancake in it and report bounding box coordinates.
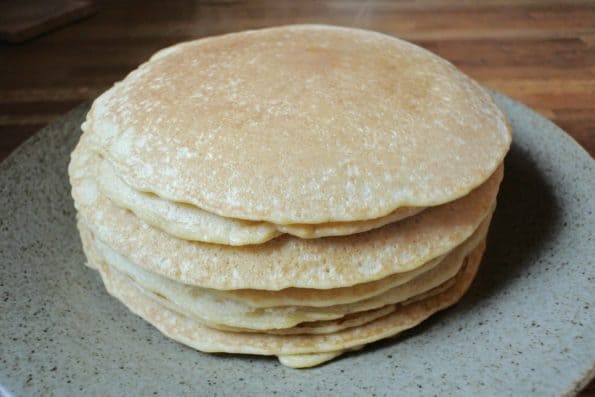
[96,156,423,245]
[94,240,485,367]
[79,215,487,331]
[84,24,510,225]
[70,134,502,290]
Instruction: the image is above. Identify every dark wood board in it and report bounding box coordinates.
[0,0,96,43]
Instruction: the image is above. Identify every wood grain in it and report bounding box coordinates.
[0,1,593,394]
[0,0,96,43]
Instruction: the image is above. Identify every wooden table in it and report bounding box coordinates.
[0,1,593,394]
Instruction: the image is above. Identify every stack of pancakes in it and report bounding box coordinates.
[69,25,511,368]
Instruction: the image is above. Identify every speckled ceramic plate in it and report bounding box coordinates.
[1,92,594,397]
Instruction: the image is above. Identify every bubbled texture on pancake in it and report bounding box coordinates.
[96,157,281,245]
[84,24,510,224]
[70,134,501,290]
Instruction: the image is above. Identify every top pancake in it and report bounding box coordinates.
[84,24,511,224]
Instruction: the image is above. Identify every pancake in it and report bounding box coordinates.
[79,210,451,308]
[83,24,510,225]
[278,205,423,239]
[79,216,488,331]
[93,238,486,367]
[215,305,398,336]
[96,156,281,245]
[212,215,491,307]
[96,154,423,245]
[213,254,447,308]
[216,279,456,336]
[77,218,98,270]
[69,134,502,290]
[278,348,362,368]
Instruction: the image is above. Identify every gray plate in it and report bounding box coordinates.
[1,92,594,397]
